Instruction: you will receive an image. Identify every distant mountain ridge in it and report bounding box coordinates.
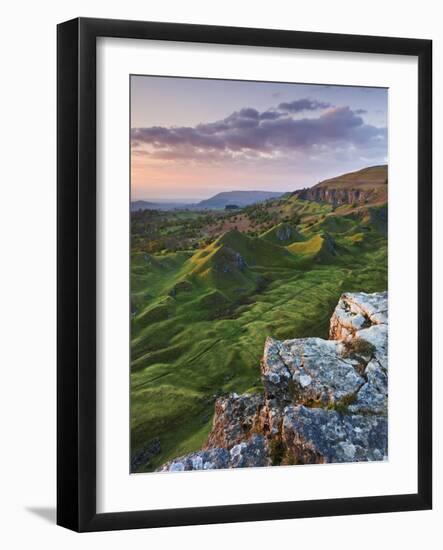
[196,190,285,209]
[131,200,191,212]
[131,190,285,212]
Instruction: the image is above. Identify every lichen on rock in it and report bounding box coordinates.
[158,434,270,472]
[282,405,387,464]
[261,336,366,408]
[329,291,387,340]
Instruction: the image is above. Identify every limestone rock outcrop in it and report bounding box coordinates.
[282,405,387,464]
[157,434,270,472]
[262,336,366,408]
[329,291,388,340]
[158,291,388,472]
[204,392,264,449]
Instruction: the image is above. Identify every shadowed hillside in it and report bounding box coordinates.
[260,223,304,246]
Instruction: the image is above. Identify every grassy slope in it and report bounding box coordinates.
[314,164,387,190]
[130,200,387,472]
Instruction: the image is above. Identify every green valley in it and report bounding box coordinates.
[130,165,388,472]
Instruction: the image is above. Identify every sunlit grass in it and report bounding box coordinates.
[130,202,388,472]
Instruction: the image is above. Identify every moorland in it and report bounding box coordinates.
[130,164,388,472]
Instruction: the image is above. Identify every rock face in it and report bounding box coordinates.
[276,225,292,241]
[297,186,382,207]
[283,406,387,464]
[205,392,264,449]
[262,336,366,408]
[157,291,388,472]
[329,291,388,340]
[329,292,388,416]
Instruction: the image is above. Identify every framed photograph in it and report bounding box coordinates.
[57,17,432,532]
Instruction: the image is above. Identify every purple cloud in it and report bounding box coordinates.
[237,107,260,119]
[131,100,386,163]
[259,111,283,120]
[278,98,331,113]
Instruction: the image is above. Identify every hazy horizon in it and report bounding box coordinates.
[131,76,388,200]
[132,188,287,203]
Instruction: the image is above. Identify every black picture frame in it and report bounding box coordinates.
[57,17,432,532]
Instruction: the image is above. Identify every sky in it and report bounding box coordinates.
[131,75,388,201]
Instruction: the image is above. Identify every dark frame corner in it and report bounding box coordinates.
[57,17,432,532]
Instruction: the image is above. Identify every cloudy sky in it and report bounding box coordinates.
[131,76,387,201]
